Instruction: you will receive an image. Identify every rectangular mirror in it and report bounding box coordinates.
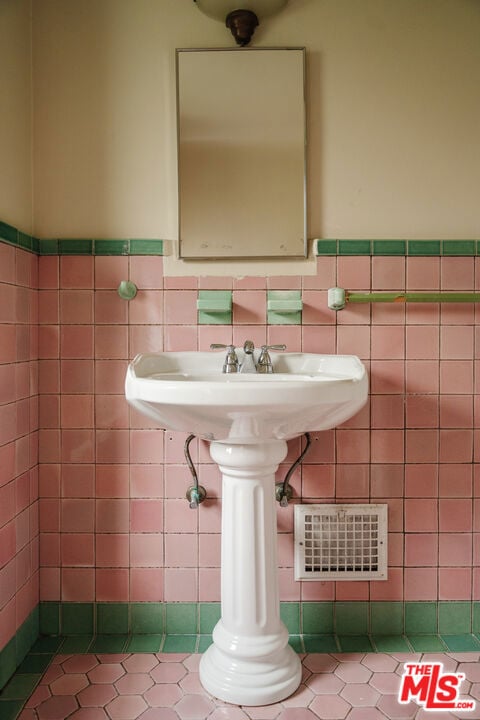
[176,48,307,259]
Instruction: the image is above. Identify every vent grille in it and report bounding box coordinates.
[294,504,388,581]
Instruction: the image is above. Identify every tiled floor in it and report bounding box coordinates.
[4,650,480,720]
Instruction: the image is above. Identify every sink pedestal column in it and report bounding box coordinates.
[199,440,302,706]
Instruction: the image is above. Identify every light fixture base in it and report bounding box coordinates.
[193,1,289,45]
[225,9,259,46]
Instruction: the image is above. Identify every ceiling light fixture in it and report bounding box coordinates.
[193,0,289,46]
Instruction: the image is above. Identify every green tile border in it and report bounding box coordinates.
[2,220,479,259]
[373,239,406,256]
[408,635,447,652]
[438,601,471,634]
[4,600,480,717]
[405,602,437,634]
[46,238,165,256]
[58,238,93,255]
[302,602,334,634]
[0,220,165,256]
[36,600,480,641]
[372,635,412,652]
[315,238,480,256]
[371,602,404,635]
[96,603,129,634]
[338,635,374,652]
[3,600,480,696]
[0,221,37,255]
[303,634,338,652]
[126,635,163,652]
[0,609,39,692]
[62,603,94,635]
[131,602,164,635]
[335,602,369,635]
[94,239,130,255]
[0,699,23,720]
[443,240,476,256]
[441,634,480,652]
[338,239,372,255]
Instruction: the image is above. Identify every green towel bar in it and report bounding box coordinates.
[328,287,480,310]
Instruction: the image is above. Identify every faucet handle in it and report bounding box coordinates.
[257,344,287,374]
[210,344,239,373]
[262,344,286,352]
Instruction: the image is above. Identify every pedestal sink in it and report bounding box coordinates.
[125,349,368,706]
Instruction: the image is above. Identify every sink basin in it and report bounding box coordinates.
[125,350,368,442]
[125,349,368,706]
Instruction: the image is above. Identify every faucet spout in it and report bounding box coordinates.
[239,340,257,373]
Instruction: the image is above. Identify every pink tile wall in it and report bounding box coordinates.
[0,243,39,651]
[34,253,480,605]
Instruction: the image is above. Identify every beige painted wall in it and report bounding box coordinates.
[0,0,32,234]
[32,0,480,272]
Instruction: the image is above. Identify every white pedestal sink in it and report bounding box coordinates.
[126,349,368,706]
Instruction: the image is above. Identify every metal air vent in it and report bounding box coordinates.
[294,504,388,581]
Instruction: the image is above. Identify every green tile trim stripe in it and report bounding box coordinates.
[3,601,480,709]
[316,238,480,256]
[39,601,166,636]
[39,238,164,256]
[2,221,477,259]
[0,220,164,256]
[37,600,480,639]
[0,221,39,254]
[0,607,39,693]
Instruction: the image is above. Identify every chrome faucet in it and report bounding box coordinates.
[210,344,239,373]
[257,344,286,373]
[211,341,286,374]
[239,340,256,373]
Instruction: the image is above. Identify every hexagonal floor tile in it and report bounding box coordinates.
[281,683,315,707]
[309,694,351,720]
[122,654,158,673]
[37,695,79,720]
[340,682,380,707]
[209,708,250,720]
[369,671,403,694]
[361,654,399,673]
[335,663,372,684]
[150,662,187,684]
[347,709,388,720]
[61,655,99,674]
[143,683,183,707]
[69,709,109,720]
[139,710,179,720]
[115,673,154,696]
[50,673,89,696]
[303,655,339,674]
[277,710,320,720]
[376,694,417,720]
[17,649,480,720]
[241,702,282,719]
[459,662,480,683]
[77,683,118,708]
[175,694,216,720]
[179,672,205,694]
[306,673,345,695]
[88,663,125,684]
[106,694,147,720]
